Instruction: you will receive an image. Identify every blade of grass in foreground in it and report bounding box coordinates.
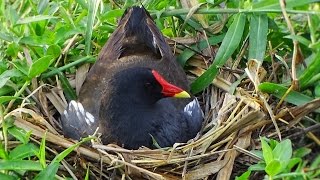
[259,82,319,113]
[191,13,246,94]
[85,0,100,55]
[248,14,268,62]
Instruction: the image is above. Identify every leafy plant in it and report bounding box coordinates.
[237,138,320,180]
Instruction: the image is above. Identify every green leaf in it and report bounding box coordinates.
[0,172,17,180]
[284,35,311,47]
[16,15,57,24]
[258,82,319,112]
[35,138,91,179]
[39,131,47,168]
[0,96,21,104]
[37,0,49,14]
[7,126,30,144]
[28,55,54,79]
[265,159,281,176]
[272,139,292,170]
[59,72,77,101]
[85,0,100,55]
[46,44,61,58]
[0,143,9,160]
[249,163,266,171]
[191,13,246,93]
[253,0,319,9]
[251,150,263,159]
[287,158,302,171]
[299,51,320,89]
[9,143,39,160]
[293,147,311,158]
[248,14,268,61]
[261,137,273,164]
[34,162,59,180]
[0,69,23,88]
[0,160,42,171]
[235,170,251,180]
[177,34,225,66]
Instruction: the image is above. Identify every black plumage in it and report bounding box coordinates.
[60,6,203,149]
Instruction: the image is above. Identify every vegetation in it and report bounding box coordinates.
[0,0,319,179]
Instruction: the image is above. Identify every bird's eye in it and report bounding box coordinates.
[145,82,155,91]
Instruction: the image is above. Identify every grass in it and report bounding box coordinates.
[0,0,320,179]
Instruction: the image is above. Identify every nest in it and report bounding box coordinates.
[5,46,320,180]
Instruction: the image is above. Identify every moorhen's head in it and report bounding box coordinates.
[109,67,190,105]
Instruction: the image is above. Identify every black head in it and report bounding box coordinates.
[110,67,190,105]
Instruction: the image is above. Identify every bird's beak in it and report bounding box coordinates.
[152,70,191,98]
[173,90,190,98]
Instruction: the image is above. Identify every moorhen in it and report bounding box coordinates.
[60,6,203,149]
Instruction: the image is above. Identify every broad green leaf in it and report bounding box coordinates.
[293,147,311,158]
[251,150,263,159]
[248,14,268,61]
[191,13,246,93]
[272,139,292,169]
[261,137,273,164]
[28,55,54,79]
[47,44,61,58]
[16,15,57,24]
[101,9,125,22]
[249,163,266,171]
[7,126,30,144]
[287,158,302,171]
[177,34,225,66]
[258,82,319,112]
[0,172,16,180]
[265,159,281,176]
[9,143,39,160]
[0,160,42,171]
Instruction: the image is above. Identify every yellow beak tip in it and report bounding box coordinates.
[173,91,191,98]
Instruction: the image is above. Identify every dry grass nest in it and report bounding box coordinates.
[7,40,320,179]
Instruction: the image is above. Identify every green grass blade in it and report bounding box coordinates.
[39,131,47,168]
[16,15,57,24]
[191,13,246,93]
[40,56,95,79]
[34,162,59,180]
[253,0,319,9]
[248,14,268,61]
[0,160,43,171]
[85,0,100,55]
[59,72,77,101]
[259,82,319,112]
[298,51,320,89]
[177,34,225,66]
